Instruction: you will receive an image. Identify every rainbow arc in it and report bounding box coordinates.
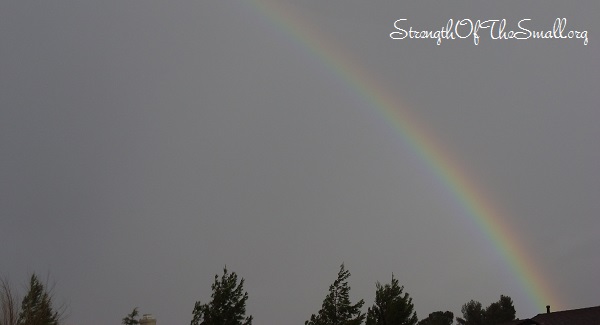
[249,0,561,312]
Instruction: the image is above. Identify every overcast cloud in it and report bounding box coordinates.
[1,1,599,325]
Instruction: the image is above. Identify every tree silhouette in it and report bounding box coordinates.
[1,277,20,325]
[191,268,252,325]
[17,275,59,325]
[483,296,515,325]
[456,300,483,325]
[122,308,139,325]
[366,274,418,325]
[418,311,454,325]
[306,264,365,325]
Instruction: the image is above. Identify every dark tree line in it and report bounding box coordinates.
[172,264,516,325]
[2,267,516,325]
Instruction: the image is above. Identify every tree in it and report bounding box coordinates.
[306,264,365,325]
[456,296,516,325]
[190,267,252,325]
[17,274,59,325]
[483,296,515,325]
[418,311,453,325]
[122,308,139,325]
[456,300,483,325]
[1,277,19,325]
[366,275,418,325]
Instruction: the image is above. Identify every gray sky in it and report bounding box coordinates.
[1,1,598,324]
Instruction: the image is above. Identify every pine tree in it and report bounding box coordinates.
[418,311,453,325]
[122,308,139,325]
[366,275,418,325]
[483,296,515,325]
[17,275,59,325]
[305,264,365,325]
[456,300,483,325]
[190,267,252,325]
[457,296,516,325]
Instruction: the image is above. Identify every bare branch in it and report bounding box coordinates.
[0,276,19,325]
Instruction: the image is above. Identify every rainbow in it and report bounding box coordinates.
[247,0,561,314]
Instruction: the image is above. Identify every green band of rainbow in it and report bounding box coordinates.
[249,0,561,312]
